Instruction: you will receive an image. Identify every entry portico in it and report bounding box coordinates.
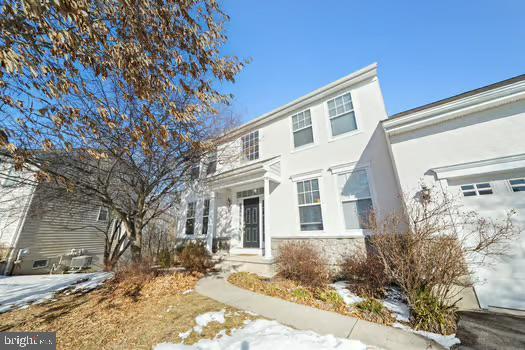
[209,156,281,258]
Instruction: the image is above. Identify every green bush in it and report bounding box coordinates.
[354,297,394,324]
[317,289,346,309]
[178,241,214,273]
[411,289,457,334]
[158,248,173,268]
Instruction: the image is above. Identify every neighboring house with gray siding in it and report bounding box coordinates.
[0,161,107,275]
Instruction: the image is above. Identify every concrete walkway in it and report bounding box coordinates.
[196,273,445,350]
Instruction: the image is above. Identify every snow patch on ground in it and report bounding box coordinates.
[0,272,113,313]
[393,323,460,349]
[330,281,363,306]
[157,319,369,350]
[382,287,411,322]
[193,310,226,333]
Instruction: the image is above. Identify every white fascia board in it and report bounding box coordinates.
[432,153,525,180]
[383,79,525,136]
[226,63,378,138]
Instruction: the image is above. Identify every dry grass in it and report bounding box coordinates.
[0,272,256,349]
[228,272,395,326]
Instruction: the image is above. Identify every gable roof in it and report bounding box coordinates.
[224,63,379,139]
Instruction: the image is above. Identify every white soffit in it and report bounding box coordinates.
[383,78,525,136]
[431,153,525,180]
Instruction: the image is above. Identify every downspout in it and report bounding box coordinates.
[3,185,36,275]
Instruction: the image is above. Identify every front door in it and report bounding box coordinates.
[243,197,260,248]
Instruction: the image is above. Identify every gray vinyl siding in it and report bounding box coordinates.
[13,185,107,274]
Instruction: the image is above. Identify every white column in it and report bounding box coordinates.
[206,191,216,253]
[264,177,272,259]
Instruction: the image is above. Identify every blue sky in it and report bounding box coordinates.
[221,0,525,122]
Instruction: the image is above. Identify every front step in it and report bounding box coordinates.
[218,254,276,277]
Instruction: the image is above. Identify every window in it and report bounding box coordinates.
[185,202,196,235]
[190,164,200,180]
[32,259,48,269]
[509,178,525,192]
[327,92,357,137]
[242,131,259,161]
[202,199,210,235]
[461,183,493,196]
[296,178,323,231]
[338,169,374,229]
[97,207,109,221]
[237,187,264,198]
[291,110,314,148]
[206,152,217,175]
[3,165,17,187]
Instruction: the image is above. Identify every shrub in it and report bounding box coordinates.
[276,241,330,289]
[412,289,457,334]
[340,252,389,298]
[354,297,394,324]
[158,248,173,268]
[178,241,214,273]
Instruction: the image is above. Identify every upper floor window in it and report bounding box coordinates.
[327,92,357,137]
[242,131,259,161]
[185,202,196,235]
[461,183,493,197]
[291,110,314,148]
[296,178,323,231]
[206,152,217,175]
[509,178,525,192]
[190,163,200,180]
[337,169,374,229]
[202,199,210,235]
[98,207,109,221]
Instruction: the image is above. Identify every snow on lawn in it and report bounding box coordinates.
[334,281,460,349]
[330,281,363,306]
[193,310,226,333]
[382,287,411,322]
[155,319,369,350]
[393,323,460,349]
[0,272,113,313]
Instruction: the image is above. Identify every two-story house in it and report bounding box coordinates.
[178,64,525,313]
[177,64,401,266]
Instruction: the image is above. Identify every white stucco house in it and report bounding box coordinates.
[178,64,524,313]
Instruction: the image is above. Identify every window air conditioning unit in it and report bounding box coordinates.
[70,255,93,269]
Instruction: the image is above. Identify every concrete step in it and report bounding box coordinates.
[218,254,276,277]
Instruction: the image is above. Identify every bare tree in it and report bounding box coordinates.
[368,185,520,332]
[0,1,246,262]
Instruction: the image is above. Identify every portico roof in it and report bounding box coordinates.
[210,156,281,190]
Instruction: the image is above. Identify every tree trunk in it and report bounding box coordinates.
[130,243,141,263]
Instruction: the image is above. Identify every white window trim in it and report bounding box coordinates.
[97,207,109,221]
[507,178,525,193]
[333,165,377,235]
[241,130,261,163]
[289,108,317,151]
[201,198,211,235]
[460,182,494,197]
[292,175,325,234]
[185,201,196,235]
[324,90,361,142]
[32,259,49,269]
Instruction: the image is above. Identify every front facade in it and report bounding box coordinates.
[179,65,525,312]
[178,64,402,264]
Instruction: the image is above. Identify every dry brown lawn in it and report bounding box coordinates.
[0,272,256,350]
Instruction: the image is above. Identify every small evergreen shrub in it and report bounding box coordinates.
[412,289,457,334]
